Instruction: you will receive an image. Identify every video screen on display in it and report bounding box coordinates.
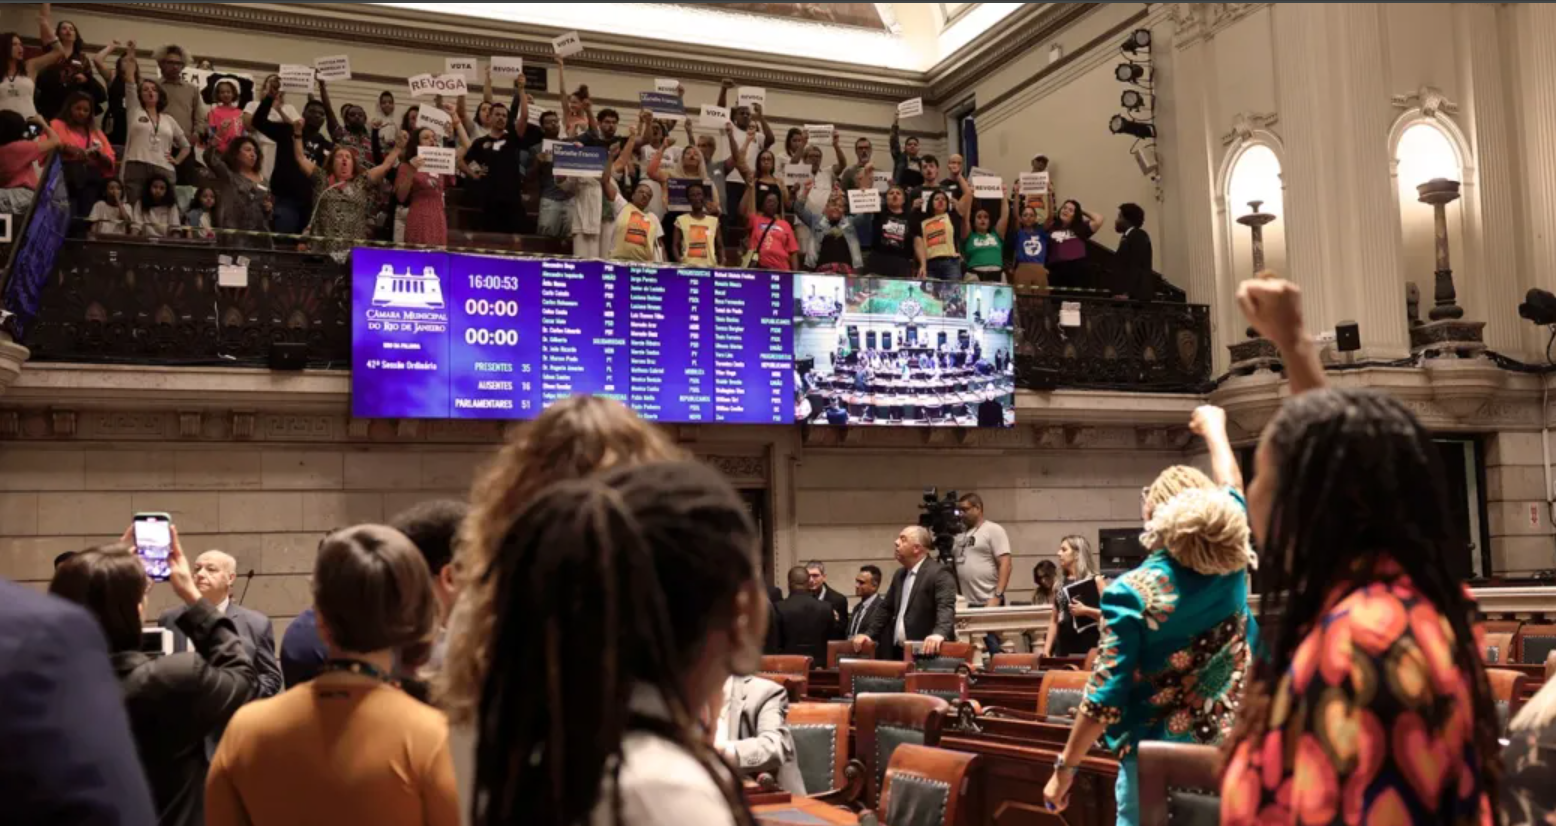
[793,276,1016,427]
[351,249,794,424]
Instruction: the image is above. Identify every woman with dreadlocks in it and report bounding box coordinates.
[437,396,686,824]
[472,460,767,826]
[1219,274,1498,826]
[1044,405,1257,826]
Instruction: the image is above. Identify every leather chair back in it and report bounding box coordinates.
[829,638,876,668]
[759,672,808,703]
[1482,620,1522,665]
[1138,741,1221,826]
[856,694,949,806]
[906,672,970,704]
[760,654,813,676]
[789,702,853,797]
[1036,670,1092,722]
[879,744,979,826]
[903,641,975,673]
[1520,623,1556,665]
[988,653,1041,674]
[1487,667,1530,734]
[841,659,910,699]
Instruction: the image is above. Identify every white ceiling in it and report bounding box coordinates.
[371,2,1024,71]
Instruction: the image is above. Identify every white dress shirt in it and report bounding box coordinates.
[894,558,926,645]
[849,594,878,637]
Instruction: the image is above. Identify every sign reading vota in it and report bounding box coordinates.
[352,248,454,419]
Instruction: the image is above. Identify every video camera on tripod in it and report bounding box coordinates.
[918,488,965,586]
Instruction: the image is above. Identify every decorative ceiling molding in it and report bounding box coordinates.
[1167,3,1269,51]
[1391,85,1460,117]
[926,2,1100,106]
[58,2,928,103]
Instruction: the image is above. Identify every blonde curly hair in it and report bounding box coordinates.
[436,396,685,724]
[1142,465,1216,518]
[1139,487,1251,576]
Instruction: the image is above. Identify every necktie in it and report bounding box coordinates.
[850,597,870,637]
[894,570,917,645]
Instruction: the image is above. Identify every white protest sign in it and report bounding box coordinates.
[784,163,814,186]
[217,254,249,288]
[408,73,468,98]
[848,189,881,214]
[528,108,545,127]
[804,124,834,143]
[445,57,479,81]
[279,64,315,94]
[552,31,584,57]
[542,139,559,156]
[314,55,351,82]
[655,78,679,94]
[416,106,453,135]
[972,175,1003,199]
[897,97,924,118]
[1019,172,1050,195]
[699,104,730,129]
[970,166,996,179]
[490,56,524,81]
[872,170,891,193]
[1059,302,1082,328]
[737,86,766,110]
[418,146,457,176]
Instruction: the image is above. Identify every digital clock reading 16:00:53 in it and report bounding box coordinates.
[468,275,520,291]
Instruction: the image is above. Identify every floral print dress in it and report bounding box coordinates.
[1221,561,1491,826]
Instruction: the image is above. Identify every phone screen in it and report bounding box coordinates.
[133,515,172,582]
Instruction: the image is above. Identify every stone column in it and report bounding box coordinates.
[0,333,27,397]
[1514,4,1556,351]
[1454,3,1524,356]
[1160,32,1226,367]
[1272,3,1410,359]
[1485,431,1555,576]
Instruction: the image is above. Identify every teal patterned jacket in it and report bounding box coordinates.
[1077,489,1259,756]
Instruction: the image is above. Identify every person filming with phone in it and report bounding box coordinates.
[158,550,282,702]
[50,524,256,826]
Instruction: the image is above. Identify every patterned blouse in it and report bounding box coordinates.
[1078,490,1257,756]
[307,168,376,254]
[1221,561,1491,826]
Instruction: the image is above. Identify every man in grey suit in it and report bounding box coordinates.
[158,550,282,700]
[713,674,806,795]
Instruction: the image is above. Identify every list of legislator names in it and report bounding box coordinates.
[351,249,793,424]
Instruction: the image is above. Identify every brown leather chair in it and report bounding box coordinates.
[788,702,864,803]
[760,654,814,676]
[856,694,949,807]
[841,659,910,699]
[1488,667,1530,733]
[1519,623,1556,665]
[906,672,970,704]
[761,672,808,703]
[902,641,975,673]
[1483,620,1522,665]
[1036,669,1092,723]
[829,638,876,668]
[878,744,979,826]
[1138,741,1221,826]
[1083,647,1100,671]
[988,652,1041,674]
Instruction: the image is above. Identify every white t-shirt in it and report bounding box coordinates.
[242,100,301,181]
[0,75,37,120]
[639,142,681,219]
[132,203,182,237]
[954,519,1012,605]
[88,200,131,235]
[124,93,190,171]
[804,168,834,215]
[723,136,762,186]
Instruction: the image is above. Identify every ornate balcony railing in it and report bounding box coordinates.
[1013,292,1214,393]
[21,239,1214,394]
[23,240,348,368]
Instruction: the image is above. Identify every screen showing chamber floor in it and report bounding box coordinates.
[793,276,1016,427]
[351,248,794,424]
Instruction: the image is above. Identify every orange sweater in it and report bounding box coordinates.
[206,675,459,826]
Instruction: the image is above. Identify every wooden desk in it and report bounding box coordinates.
[968,672,1047,714]
[753,798,860,825]
[941,714,1119,826]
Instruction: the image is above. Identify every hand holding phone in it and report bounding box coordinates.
[132,512,172,582]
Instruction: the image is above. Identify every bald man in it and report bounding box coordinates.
[854,526,958,661]
[157,551,282,702]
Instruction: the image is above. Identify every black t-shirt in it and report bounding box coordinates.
[817,229,852,267]
[873,210,918,258]
[253,96,333,202]
[466,131,526,203]
[899,157,925,190]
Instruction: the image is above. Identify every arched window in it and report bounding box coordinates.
[1393,121,1464,313]
[1224,144,1286,280]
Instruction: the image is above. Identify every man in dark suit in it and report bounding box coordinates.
[158,550,282,701]
[853,526,957,661]
[0,578,157,826]
[806,560,851,640]
[775,566,835,665]
[1116,202,1155,302]
[845,564,888,649]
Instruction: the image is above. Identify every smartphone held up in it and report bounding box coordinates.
[133,512,173,582]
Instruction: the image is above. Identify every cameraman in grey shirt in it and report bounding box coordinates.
[953,492,1012,607]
